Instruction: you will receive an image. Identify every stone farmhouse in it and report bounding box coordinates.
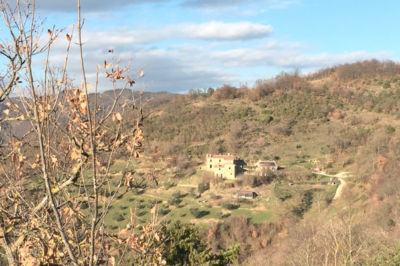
[206,154,239,180]
[205,155,277,179]
[255,160,278,176]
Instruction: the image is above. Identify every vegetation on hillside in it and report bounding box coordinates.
[1,0,400,264]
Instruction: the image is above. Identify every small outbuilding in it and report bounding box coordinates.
[255,160,278,176]
[234,190,258,199]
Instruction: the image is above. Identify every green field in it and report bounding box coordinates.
[97,158,339,231]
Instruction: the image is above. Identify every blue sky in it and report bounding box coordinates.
[21,0,400,92]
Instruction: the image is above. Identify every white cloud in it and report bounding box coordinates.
[45,36,233,92]
[182,0,245,8]
[41,27,392,93]
[57,21,273,48]
[179,21,273,40]
[277,51,393,68]
[182,0,298,10]
[210,45,391,69]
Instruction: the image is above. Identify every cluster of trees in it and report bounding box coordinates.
[310,59,400,81]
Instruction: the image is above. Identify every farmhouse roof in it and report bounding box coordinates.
[237,190,256,194]
[208,154,235,160]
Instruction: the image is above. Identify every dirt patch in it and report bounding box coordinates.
[190,218,219,224]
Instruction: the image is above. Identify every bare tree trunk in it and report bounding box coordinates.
[77,1,98,265]
[24,1,78,264]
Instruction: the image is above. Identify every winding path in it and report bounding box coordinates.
[313,171,352,200]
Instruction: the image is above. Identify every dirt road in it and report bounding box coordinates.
[313,171,352,200]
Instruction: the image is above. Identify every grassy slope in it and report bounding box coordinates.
[102,75,400,230]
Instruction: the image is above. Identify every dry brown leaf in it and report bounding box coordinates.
[70,149,80,160]
[115,112,122,121]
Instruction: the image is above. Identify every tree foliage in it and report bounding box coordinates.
[0,1,148,264]
[160,222,240,266]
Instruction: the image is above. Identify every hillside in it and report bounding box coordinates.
[120,60,400,264]
[2,60,400,264]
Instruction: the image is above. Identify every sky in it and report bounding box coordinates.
[4,0,400,93]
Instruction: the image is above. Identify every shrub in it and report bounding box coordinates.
[219,213,231,219]
[132,189,145,195]
[368,245,400,265]
[383,80,391,88]
[113,213,125,222]
[263,115,273,124]
[210,193,221,200]
[159,205,171,215]
[137,211,146,217]
[164,181,177,190]
[168,192,183,206]
[198,181,210,194]
[274,184,292,201]
[189,208,210,218]
[137,203,146,209]
[80,201,89,209]
[212,84,238,101]
[222,202,240,210]
[385,125,396,134]
[160,222,240,265]
[292,191,313,218]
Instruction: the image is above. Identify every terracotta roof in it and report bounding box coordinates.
[208,154,235,160]
[237,190,256,194]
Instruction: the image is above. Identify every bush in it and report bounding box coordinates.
[168,191,183,206]
[263,115,273,124]
[159,222,240,265]
[189,208,210,218]
[368,245,400,265]
[385,125,396,134]
[132,189,145,195]
[212,84,238,101]
[164,181,177,190]
[113,213,125,222]
[80,201,89,209]
[137,211,146,217]
[274,184,292,201]
[222,202,240,210]
[137,203,146,209]
[116,194,124,199]
[210,193,221,200]
[383,80,391,88]
[198,181,210,194]
[219,212,231,219]
[292,191,313,218]
[159,205,171,215]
